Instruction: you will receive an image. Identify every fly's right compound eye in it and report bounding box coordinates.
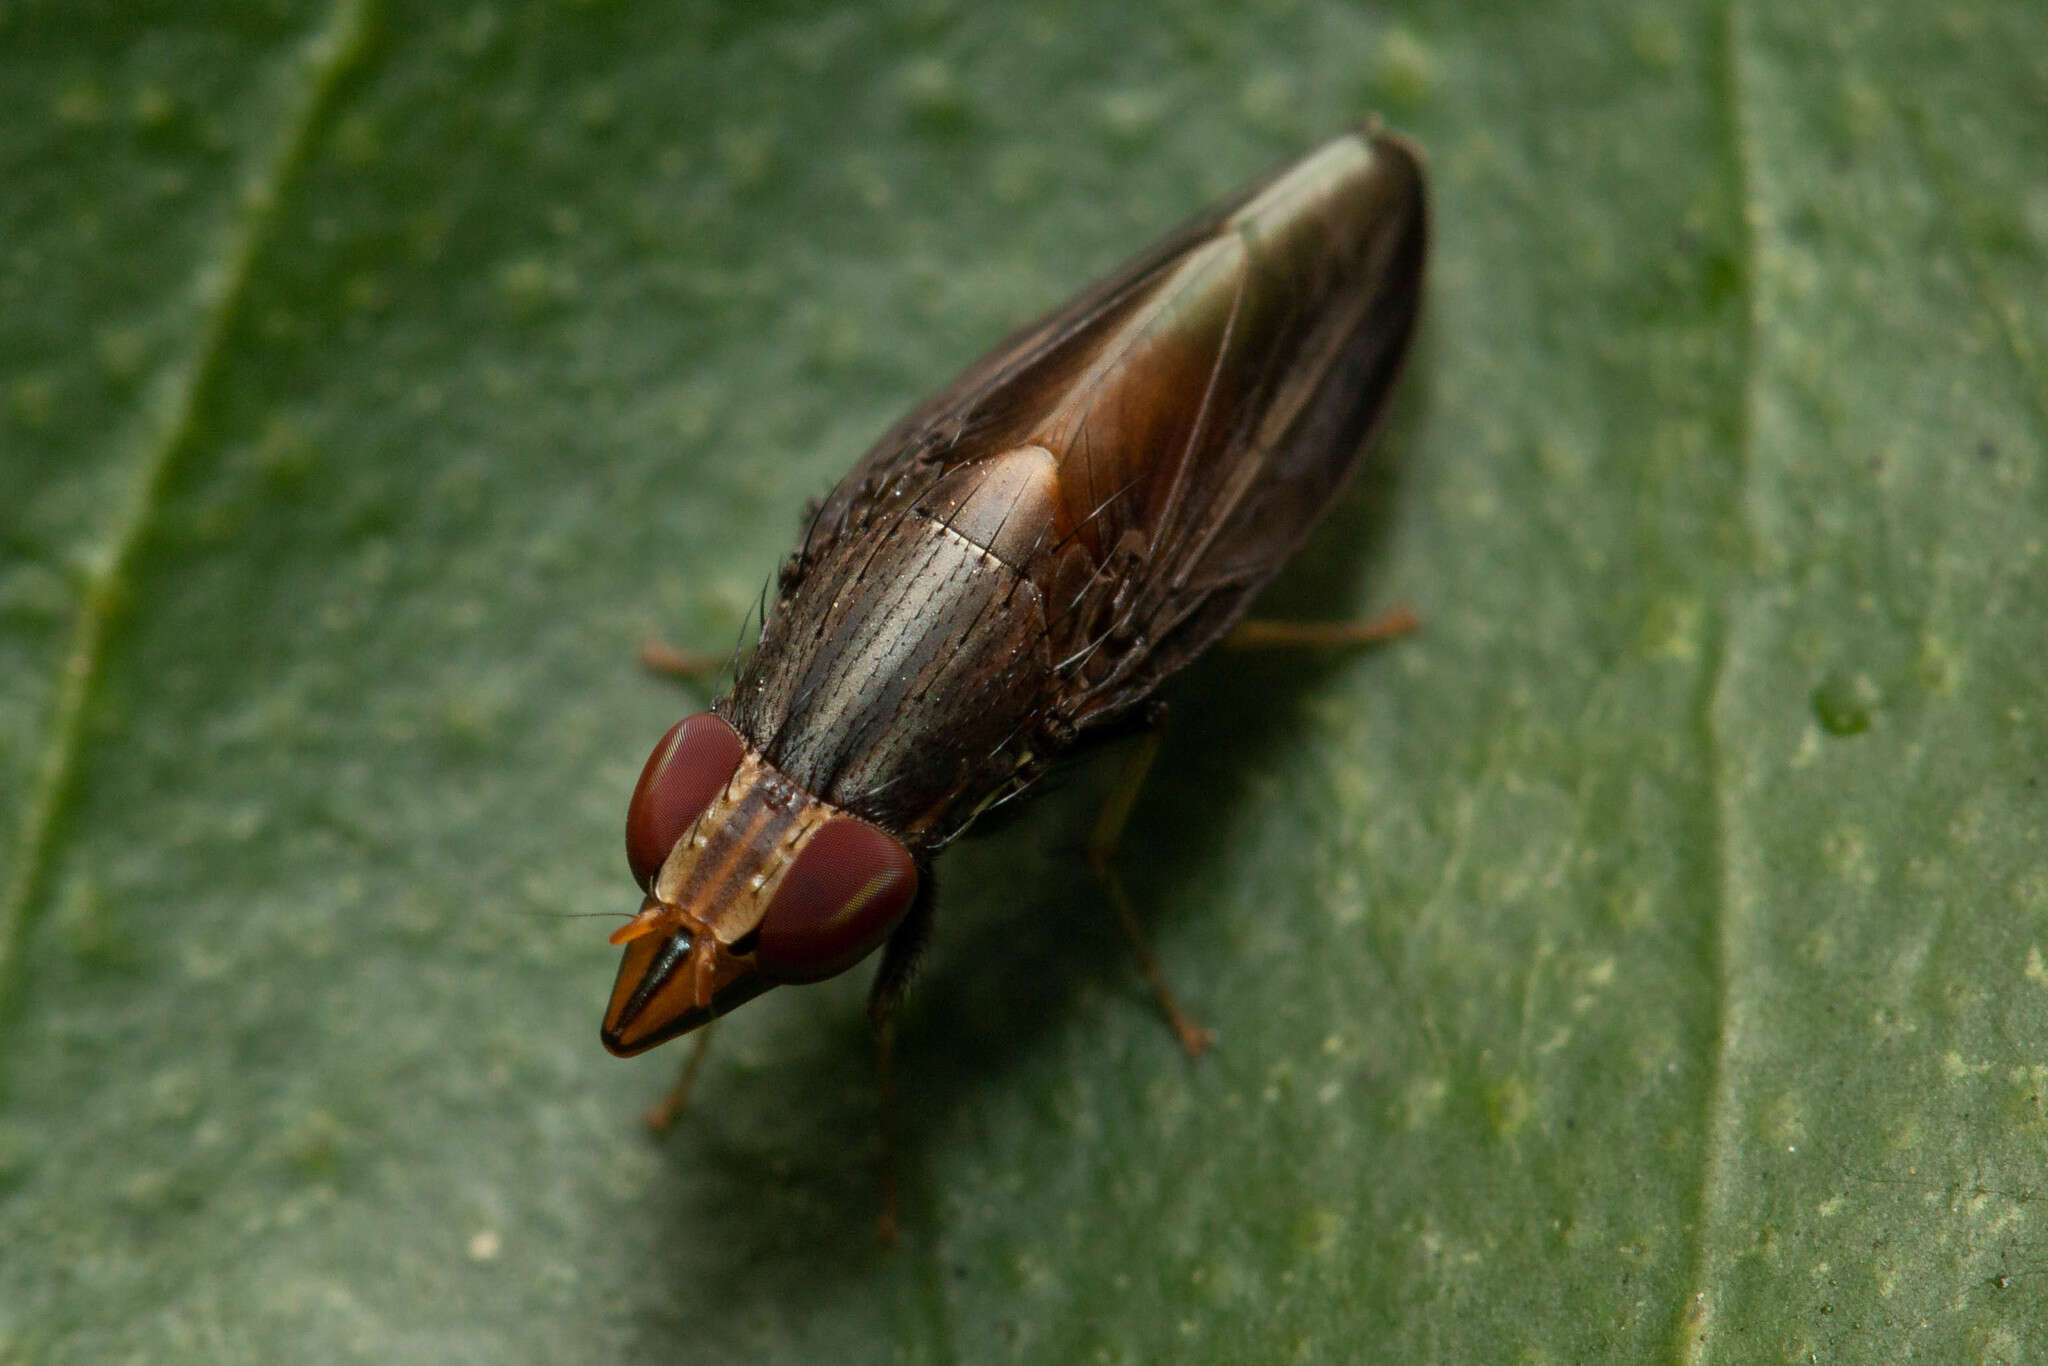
[624,712,747,891]
[753,817,919,983]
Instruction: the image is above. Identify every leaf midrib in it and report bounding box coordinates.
[0,0,379,1023]
[1668,0,1760,1360]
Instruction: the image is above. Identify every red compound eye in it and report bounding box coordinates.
[753,817,918,983]
[624,712,746,891]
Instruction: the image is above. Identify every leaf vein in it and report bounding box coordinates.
[0,0,381,1019]
[1669,0,1758,1360]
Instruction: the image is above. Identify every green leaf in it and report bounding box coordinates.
[4,1,2042,1360]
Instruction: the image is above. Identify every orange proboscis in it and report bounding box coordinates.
[609,905,724,1011]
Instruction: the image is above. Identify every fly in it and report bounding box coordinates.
[603,123,1429,1064]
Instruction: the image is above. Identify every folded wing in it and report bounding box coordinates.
[805,127,1429,732]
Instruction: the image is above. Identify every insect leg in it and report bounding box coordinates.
[873,1013,902,1248]
[642,1022,717,1131]
[866,870,937,1248]
[1223,603,1419,650]
[1086,725,1218,1058]
[639,577,763,683]
[867,866,938,1028]
[637,639,729,680]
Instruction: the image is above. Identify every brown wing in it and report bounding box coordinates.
[802,126,1428,730]
[798,164,1248,549]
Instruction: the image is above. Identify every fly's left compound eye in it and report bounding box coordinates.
[624,712,747,891]
[753,817,919,983]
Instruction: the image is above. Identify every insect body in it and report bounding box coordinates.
[604,125,1429,1056]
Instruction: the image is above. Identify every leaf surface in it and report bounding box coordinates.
[2,2,2042,1360]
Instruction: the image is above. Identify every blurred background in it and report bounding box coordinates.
[2,1,2043,1360]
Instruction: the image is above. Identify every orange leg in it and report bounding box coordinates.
[639,639,728,681]
[1086,730,1217,1057]
[643,1024,716,1132]
[1090,605,1416,1056]
[1224,603,1418,650]
[865,876,934,1247]
[873,1013,902,1248]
